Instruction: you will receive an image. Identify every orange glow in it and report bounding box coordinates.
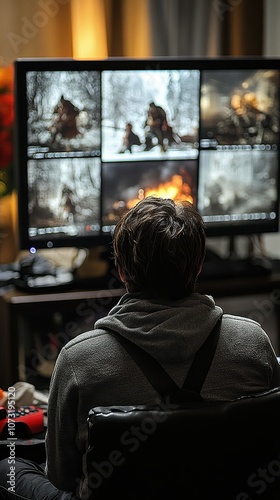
[71,0,108,59]
[70,0,152,59]
[126,175,194,209]
[122,0,152,57]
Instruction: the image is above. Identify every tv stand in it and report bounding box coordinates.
[11,245,122,293]
[201,248,272,281]
[202,257,272,280]
[200,234,273,281]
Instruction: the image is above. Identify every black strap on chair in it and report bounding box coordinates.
[109,316,222,402]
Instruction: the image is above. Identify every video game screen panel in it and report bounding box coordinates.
[101,69,200,161]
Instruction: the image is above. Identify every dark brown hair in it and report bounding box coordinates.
[113,196,206,299]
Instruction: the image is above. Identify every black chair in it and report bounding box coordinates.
[85,387,280,500]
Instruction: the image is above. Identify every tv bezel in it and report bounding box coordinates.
[15,56,280,250]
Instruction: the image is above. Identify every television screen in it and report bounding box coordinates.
[15,57,280,251]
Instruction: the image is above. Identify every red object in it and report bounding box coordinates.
[0,130,13,168]
[0,405,45,438]
[0,92,14,128]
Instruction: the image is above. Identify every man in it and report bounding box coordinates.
[119,122,141,153]
[49,95,80,144]
[144,102,174,151]
[1,196,280,499]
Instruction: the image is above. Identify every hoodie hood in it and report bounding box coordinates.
[94,292,223,363]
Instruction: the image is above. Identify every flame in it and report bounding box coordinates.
[126,174,193,209]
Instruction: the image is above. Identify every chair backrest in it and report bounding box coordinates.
[85,387,280,500]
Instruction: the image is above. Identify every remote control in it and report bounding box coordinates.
[0,405,45,438]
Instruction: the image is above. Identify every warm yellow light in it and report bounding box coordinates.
[122,0,152,57]
[71,0,108,59]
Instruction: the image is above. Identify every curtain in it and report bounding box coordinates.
[70,0,152,58]
[71,0,108,58]
[0,0,266,64]
[0,0,152,63]
[75,0,263,58]
[263,0,280,56]
[148,0,264,57]
[0,0,73,63]
[147,0,222,56]
[220,0,263,56]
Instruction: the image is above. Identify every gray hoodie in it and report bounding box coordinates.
[45,292,280,497]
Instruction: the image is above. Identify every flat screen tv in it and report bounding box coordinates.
[14,57,280,252]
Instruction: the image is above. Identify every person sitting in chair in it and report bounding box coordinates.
[0,196,280,499]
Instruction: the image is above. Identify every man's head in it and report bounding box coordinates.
[113,196,206,299]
